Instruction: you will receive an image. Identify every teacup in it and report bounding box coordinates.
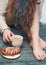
[11,35,23,47]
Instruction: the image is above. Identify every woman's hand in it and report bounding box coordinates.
[3,29,14,43]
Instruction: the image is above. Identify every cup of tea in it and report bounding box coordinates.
[11,35,23,47]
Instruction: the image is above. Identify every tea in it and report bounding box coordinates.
[13,37,21,41]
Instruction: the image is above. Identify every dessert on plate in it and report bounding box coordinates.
[1,47,21,59]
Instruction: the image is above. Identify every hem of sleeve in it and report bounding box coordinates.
[1,27,10,34]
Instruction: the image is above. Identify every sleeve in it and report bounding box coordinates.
[0,0,10,33]
[0,14,10,33]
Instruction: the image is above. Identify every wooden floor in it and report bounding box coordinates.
[0,23,46,65]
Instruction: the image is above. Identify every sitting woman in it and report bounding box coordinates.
[0,0,46,60]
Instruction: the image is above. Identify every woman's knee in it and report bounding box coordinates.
[5,12,14,26]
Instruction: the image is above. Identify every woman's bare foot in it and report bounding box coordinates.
[39,38,46,49]
[31,41,46,60]
[30,37,46,49]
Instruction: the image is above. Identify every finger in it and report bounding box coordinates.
[3,34,7,43]
[10,32,14,36]
[8,32,14,41]
[7,33,13,41]
[3,37,7,43]
[5,35,10,43]
[7,34,11,42]
[3,33,10,43]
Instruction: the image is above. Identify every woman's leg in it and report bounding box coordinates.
[6,11,14,26]
[27,4,46,60]
[5,0,15,26]
[27,32,46,49]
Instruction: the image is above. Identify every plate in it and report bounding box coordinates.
[1,53,21,59]
[1,47,21,59]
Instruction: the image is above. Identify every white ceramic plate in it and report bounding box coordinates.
[1,53,21,59]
